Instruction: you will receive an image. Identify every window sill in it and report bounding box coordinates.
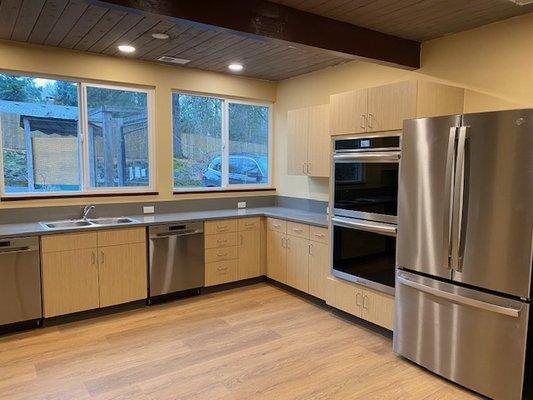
[1,191,159,202]
[173,188,276,195]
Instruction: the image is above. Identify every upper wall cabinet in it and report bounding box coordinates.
[287,104,330,177]
[329,80,465,135]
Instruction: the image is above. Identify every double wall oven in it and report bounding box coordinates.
[330,134,400,295]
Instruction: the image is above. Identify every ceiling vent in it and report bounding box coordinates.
[157,56,191,65]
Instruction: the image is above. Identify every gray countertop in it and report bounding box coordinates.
[0,206,328,239]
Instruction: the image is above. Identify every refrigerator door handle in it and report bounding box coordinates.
[443,127,458,269]
[397,275,521,318]
[451,126,469,272]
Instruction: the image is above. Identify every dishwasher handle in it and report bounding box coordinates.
[150,229,203,239]
[0,246,35,254]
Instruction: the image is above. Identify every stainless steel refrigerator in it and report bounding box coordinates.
[393,109,533,400]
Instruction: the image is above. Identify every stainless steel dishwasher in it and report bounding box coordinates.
[148,222,204,301]
[0,237,42,330]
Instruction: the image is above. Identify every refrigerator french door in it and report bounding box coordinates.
[394,110,533,400]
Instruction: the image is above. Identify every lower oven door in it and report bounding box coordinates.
[394,270,529,400]
[331,216,397,295]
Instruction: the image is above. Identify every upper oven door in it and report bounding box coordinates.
[333,152,400,224]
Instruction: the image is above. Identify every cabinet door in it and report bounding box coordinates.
[41,248,100,317]
[287,108,309,175]
[286,235,309,293]
[238,230,261,280]
[326,277,362,317]
[367,81,417,132]
[308,241,329,300]
[361,289,394,330]
[267,230,287,283]
[98,243,147,307]
[329,89,367,135]
[416,80,465,118]
[307,104,330,177]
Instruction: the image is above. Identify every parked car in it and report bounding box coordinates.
[202,154,268,186]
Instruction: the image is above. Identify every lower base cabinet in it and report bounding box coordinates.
[266,229,287,283]
[205,218,261,286]
[326,277,394,330]
[286,235,310,292]
[41,228,147,318]
[98,242,147,308]
[41,247,100,317]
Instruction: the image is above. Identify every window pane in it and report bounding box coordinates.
[172,93,222,188]
[228,103,269,185]
[86,86,149,188]
[0,73,80,193]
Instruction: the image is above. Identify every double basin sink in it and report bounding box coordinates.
[40,217,138,230]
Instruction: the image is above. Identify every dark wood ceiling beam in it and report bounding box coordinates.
[94,0,420,69]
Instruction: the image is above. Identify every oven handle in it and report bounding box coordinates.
[333,152,400,163]
[332,216,397,237]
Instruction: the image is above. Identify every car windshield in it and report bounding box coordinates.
[256,156,267,175]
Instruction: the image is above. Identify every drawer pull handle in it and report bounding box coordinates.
[216,226,228,232]
[245,222,255,227]
[217,252,228,257]
[217,239,227,244]
[272,223,281,228]
[293,228,303,233]
[314,233,325,238]
[217,267,228,271]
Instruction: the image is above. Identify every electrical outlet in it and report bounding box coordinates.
[237,201,247,209]
[326,206,330,214]
[143,206,155,214]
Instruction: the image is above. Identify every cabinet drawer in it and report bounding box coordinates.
[97,227,145,247]
[287,221,310,239]
[310,226,329,244]
[205,232,238,249]
[41,232,97,253]
[205,246,238,263]
[267,218,287,233]
[238,217,260,231]
[205,260,238,286]
[205,219,237,235]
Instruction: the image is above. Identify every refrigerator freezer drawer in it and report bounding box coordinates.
[393,271,529,400]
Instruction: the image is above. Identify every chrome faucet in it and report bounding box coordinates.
[81,205,95,220]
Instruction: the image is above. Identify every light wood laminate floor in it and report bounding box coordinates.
[0,283,480,400]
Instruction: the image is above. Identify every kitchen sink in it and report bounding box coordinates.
[41,220,93,229]
[40,217,138,230]
[89,217,137,225]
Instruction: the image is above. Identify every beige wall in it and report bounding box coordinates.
[0,40,276,209]
[275,12,533,201]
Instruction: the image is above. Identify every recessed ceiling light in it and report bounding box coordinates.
[152,33,170,40]
[228,63,243,72]
[118,44,136,53]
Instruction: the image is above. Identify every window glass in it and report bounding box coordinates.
[0,73,80,193]
[228,102,269,185]
[172,93,223,188]
[86,86,149,188]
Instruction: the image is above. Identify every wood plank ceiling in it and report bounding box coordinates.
[269,0,533,42]
[0,0,352,81]
[0,0,532,81]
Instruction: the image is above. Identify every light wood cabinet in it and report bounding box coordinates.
[205,260,238,286]
[286,235,309,293]
[41,227,147,317]
[204,217,262,286]
[98,242,147,308]
[41,248,100,318]
[287,104,330,177]
[329,80,465,135]
[367,80,417,132]
[308,240,329,300]
[266,218,330,299]
[266,229,287,283]
[326,277,394,330]
[238,229,261,280]
[287,107,309,176]
[329,89,367,135]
